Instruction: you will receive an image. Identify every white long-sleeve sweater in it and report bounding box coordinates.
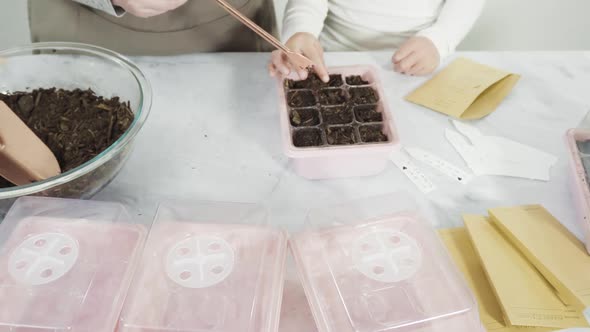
[281,0,485,59]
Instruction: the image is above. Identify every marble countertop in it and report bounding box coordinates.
[93,51,590,239]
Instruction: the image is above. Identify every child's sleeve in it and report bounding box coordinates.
[417,0,486,59]
[281,0,329,43]
[72,0,125,16]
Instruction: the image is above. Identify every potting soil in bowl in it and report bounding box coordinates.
[0,88,134,189]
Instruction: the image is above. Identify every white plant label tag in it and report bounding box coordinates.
[445,121,558,181]
[405,147,473,184]
[391,151,436,193]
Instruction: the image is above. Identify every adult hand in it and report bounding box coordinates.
[112,0,187,18]
[392,36,440,76]
[268,32,329,82]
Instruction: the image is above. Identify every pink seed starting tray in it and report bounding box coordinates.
[278,66,400,179]
[0,197,146,332]
[291,213,483,332]
[279,277,318,332]
[118,201,288,332]
[566,128,590,254]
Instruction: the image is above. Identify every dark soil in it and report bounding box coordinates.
[293,128,323,147]
[326,126,357,145]
[284,71,390,148]
[346,75,370,86]
[319,89,347,106]
[354,105,383,122]
[287,90,317,108]
[578,141,590,178]
[287,74,343,90]
[359,125,388,143]
[321,106,353,125]
[0,88,133,189]
[290,108,320,127]
[326,75,344,87]
[350,87,379,105]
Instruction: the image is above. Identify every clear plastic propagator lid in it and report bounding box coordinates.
[290,194,483,332]
[118,200,289,332]
[0,196,147,332]
[279,256,319,332]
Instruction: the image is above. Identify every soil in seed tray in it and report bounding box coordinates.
[326,75,344,87]
[354,105,383,123]
[326,126,357,145]
[346,75,370,86]
[321,106,353,125]
[293,128,323,147]
[319,89,347,106]
[0,88,134,189]
[290,108,320,127]
[287,74,343,89]
[288,90,317,108]
[359,124,388,143]
[350,87,379,105]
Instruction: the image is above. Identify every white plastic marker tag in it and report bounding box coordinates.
[405,147,473,184]
[453,121,557,166]
[446,120,558,181]
[390,151,436,194]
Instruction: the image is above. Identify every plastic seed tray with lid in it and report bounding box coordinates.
[0,196,147,332]
[279,259,319,332]
[290,194,484,332]
[565,128,590,254]
[118,200,288,332]
[278,66,400,179]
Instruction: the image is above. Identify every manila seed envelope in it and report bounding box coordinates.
[489,205,590,312]
[406,58,520,119]
[463,215,588,329]
[439,228,552,332]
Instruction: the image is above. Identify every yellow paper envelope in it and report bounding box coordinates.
[439,228,554,332]
[490,205,590,311]
[405,58,521,119]
[463,215,588,329]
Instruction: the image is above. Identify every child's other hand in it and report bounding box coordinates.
[268,32,329,82]
[392,36,440,76]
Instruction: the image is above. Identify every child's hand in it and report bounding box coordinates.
[392,37,440,76]
[268,32,329,82]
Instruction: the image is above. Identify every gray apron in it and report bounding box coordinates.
[28,0,277,55]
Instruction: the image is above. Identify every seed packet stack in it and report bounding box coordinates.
[439,205,590,331]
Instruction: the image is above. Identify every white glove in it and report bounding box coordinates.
[112,0,188,17]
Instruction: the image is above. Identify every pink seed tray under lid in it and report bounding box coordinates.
[279,277,319,332]
[278,66,401,179]
[291,212,482,332]
[118,201,288,332]
[0,196,146,332]
[565,128,590,254]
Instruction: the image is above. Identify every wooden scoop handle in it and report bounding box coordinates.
[0,101,61,186]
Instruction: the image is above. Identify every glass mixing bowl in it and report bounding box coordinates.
[0,43,152,216]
